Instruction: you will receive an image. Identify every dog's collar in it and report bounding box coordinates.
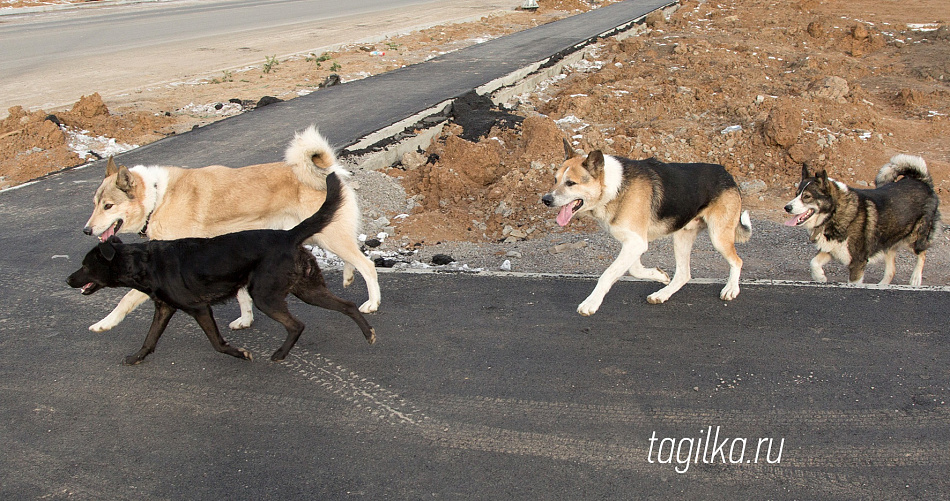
[139,180,159,237]
[139,210,153,237]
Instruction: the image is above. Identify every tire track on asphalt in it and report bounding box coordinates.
[244,346,938,497]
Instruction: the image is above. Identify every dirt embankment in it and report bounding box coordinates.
[0,0,599,189]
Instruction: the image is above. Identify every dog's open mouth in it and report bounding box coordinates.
[556,199,584,227]
[99,220,123,241]
[784,209,815,227]
[80,282,102,295]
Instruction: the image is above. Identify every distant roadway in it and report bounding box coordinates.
[0,0,522,112]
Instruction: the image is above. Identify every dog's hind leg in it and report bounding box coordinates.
[313,232,381,313]
[90,289,149,332]
[910,250,927,286]
[293,281,377,350]
[879,248,898,285]
[579,231,651,316]
[189,305,253,361]
[252,296,306,362]
[647,228,698,304]
[125,301,176,365]
[227,287,255,330]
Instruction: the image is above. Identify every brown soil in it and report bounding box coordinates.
[0,0,600,189]
[392,0,950,245]
[3,0,949,249]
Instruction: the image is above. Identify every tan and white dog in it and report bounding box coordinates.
[82,125,380,332]
[542,142,752,315]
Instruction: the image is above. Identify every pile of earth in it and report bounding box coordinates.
[387,0,950,246]
[0,0,610,189]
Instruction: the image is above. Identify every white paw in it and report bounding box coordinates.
[654,268,671,284]
[359,300,379,314]
[720,283,740,301]
[343,271,355,288]
[577,297,602,316]
[810,270,827,283]
[229,315,254,330]
[89,318,118,332]
[647,291,670,304]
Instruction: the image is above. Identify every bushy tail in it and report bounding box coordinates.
[876,154,933,188]
[735,210,752,244]
[291,172,343,245]
[285,124,350,190]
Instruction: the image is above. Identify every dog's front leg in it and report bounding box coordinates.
[847,261,867,284]
[191,305,253,361]
[810,252,832,282]
[227,287,255,330]
[578,235,647,316]
[125,301,176,365]
[90,289,149,332]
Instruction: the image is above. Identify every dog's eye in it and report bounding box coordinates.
[565,180,576,187]
[801,194,811,202]
[104,203,114,210]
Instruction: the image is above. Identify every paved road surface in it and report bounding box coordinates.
[0,1,947,498]
[0,0,522,111]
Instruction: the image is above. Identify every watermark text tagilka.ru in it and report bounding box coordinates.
[648,426,785,474]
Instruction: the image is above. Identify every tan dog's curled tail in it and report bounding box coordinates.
[284,125,351,190]
[735,210,752,244]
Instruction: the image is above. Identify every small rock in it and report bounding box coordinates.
[740,179,767,195]
[256,96,283,108]
[364,238,381,248]
[506,251,523,258]
[431,254,455,265]
[374,257,398,268]
[500,260,512,271]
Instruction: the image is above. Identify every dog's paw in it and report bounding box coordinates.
[123,354,145,365]
[810,269,827,283]
[228,316,254,330]
[89,318,118,332]
[719,283,740,301]
[239,348,253,361]
[577,297,602,316]
[654,268,671,284]
[359,300,379,314]
[646,292,669,304]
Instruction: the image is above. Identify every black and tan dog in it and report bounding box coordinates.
[784,154,940,285]
[542,141,752,315]
[68,173,376,365]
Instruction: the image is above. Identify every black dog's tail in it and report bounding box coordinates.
[876,154,934,188]
[290,172,343,245]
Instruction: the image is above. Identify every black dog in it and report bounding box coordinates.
[67,173,376,365]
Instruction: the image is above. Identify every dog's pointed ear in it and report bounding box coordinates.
[563,138,577,160]
[106,156,119,177]
[97,240,117,262]
[801,163,810,180]
[583,150,606,177]
[815,169,829,186]
[115,165,135,195]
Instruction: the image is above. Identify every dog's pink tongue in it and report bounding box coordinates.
[556,203,575,227]
[784,214,801,227]
[99,223,116,242]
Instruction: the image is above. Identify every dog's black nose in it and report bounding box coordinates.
[541,194,554,207]
[783,204,793,213]
[83,226,93,236]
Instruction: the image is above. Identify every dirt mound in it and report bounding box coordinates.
[390,114,599,244]
[0,93,175,188]
[390,0,950,246]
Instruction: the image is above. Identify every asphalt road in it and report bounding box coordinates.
[0,0,522,111]
[1,1,948,498]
